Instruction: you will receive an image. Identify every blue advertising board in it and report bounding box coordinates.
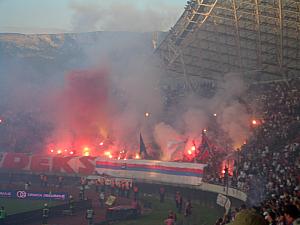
[0,190,68,201]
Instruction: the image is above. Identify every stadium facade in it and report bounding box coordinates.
[156,0,300,89]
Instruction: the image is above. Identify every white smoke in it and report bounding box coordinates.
[153,73,252,159]
[153,122,184,160]
[70,1,182,32]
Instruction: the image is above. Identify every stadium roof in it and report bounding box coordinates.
[156,0,300,86]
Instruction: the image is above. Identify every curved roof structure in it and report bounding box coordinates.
[156,0,300,86]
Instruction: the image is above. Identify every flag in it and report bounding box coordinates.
[196,130,212,162]
[140,133,148,159]
[168,139,187,161]
[201,130,210,149]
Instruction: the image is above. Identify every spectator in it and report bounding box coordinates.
[175,191,183,213]
[168,210,177,222]
[40,174,44,187]
[79,185,85,200]
[183,199,193,225]
[184,199,192,217]
[68,195,74,215]
[42,203,49,225]
[227,209,267,225]
[43,175,48,187]
[24,181,30,191]
[284,205,300,225]
[131,199,141,215]
[215,217,223,225]
[0,206,7,225]
[99,190,105,208]
[265,211,276,225]
[85,207,95,225]
[125,182,130,198]
[160,186,166,203]
[164,216,175,225]
[58,176,64,188]
[133,185,139,200]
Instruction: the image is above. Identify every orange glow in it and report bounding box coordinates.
[187,150,192,155]
[203,129,207,132]
[104,151,113,159]
[252,119,257,125]
[145,112,150,117]
[135,153,140,159]
[221,160,234,176]
[191,146,196,151]
[57,149,62,154]
[83,146,90,156]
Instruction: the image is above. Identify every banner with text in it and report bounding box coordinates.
[0,152,206,186]
[0,189,67,201]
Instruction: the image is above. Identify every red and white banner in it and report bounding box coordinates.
[0,152,96,175]
[0,152,206,186]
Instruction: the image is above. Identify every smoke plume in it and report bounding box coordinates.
[153,73,252,160]
[0,31,253,160]
[49,69,111,148]
[70,1,182,32]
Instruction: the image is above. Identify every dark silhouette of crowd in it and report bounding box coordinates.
[210,78,300,225]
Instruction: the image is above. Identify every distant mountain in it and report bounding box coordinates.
[0,31,163,71]
[0,31,166,109]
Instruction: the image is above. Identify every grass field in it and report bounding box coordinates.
[0,199,63,215]
[113,195,223,225]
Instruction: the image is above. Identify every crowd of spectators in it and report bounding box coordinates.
[210,78,300,225]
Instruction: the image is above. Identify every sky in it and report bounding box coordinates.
[0,0,186,34]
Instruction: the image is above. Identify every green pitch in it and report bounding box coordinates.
[0,199,63,215]
[114,195,223,225]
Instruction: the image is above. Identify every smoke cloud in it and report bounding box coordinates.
[153,73,252,160]
[0,31,253,160]
[70,1,182,32]
[49,69,111,149]
[43,32,165,155]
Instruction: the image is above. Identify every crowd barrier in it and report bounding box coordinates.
[196,183,247,202]
[133,178,247,202]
